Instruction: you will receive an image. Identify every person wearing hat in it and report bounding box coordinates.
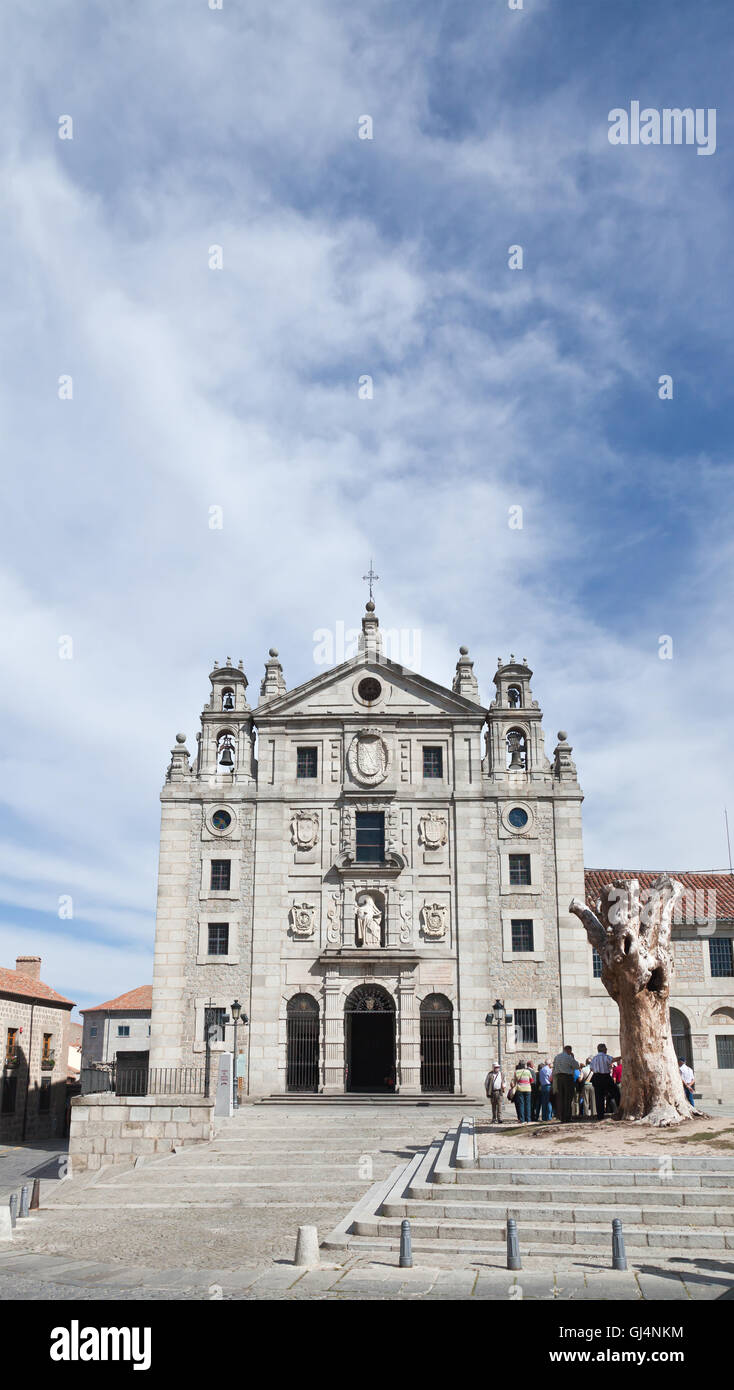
[485,1062,505,1123]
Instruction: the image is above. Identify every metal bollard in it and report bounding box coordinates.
[506,1217,522,1271]
[19,1186,30,1219]
[8,1194,18,1228]
[399,1218,413,1268]
[612,1217,627,1271]
[30,1179,40,1211]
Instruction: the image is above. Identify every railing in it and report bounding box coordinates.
[80,1066,208,1097]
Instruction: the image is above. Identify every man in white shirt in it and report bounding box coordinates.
[679,1058,695,1107]
[485,1063,505,1123]
[589,1043,616,1119]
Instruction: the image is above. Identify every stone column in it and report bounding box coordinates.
[397,970,420,1093]
[322,967,344,1093]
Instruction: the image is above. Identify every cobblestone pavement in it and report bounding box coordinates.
[4,1104,734,1300]
[1,1248,732,1300]
[0,1140,68,1200]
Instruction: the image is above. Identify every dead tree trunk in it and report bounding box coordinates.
[569,875,694,1126]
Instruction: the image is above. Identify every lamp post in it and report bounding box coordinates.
[485,999,513,1071]
[230,1000,249,1109]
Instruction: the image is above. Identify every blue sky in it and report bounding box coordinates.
[1,0,733,1013]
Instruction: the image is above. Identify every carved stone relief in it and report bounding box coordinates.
[290,810,319,851]
[289,901,316,938]
[347,729,390,786]
[420,901,447,941]
[418,812,448,852]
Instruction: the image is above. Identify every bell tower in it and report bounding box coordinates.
[196,659,255,782]
[485,656,550,783]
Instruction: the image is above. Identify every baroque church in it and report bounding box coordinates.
[149,602,734,1102]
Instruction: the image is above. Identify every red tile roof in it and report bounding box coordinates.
[81,985,152,1015]
[0,965,75,1006]
[584,870,734,920]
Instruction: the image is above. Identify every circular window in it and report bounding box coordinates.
[357,677,382,703]
[212,809,232,830]
[508,807,529,829]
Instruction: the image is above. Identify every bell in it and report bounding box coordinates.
[507,732,525,769]
[219,743,234,767]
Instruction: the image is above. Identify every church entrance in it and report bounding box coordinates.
[344,985,396,1093]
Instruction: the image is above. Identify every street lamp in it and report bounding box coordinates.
[230,1000,249,1109]
[485,999,513,1070]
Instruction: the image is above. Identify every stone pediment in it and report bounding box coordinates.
[254,656,486,722]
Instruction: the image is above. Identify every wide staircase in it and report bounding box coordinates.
[324,1117,734,1259]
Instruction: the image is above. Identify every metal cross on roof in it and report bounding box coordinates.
[363,559,380,601]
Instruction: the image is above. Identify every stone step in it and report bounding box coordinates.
[353,1215,734,1250]
[477,1154,734,1172]
[454,1166,734,1188]
[381,1196,734,1227]
[258,1095,474,1105]
[408,1181,734,1207]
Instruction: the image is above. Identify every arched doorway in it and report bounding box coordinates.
[420,994,455,1093]
[345,985,396,1093]
[286,994,320,1092]
[670,1007,692,1068]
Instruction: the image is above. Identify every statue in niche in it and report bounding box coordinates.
[355,893,382,948]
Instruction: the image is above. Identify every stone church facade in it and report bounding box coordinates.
[148,602,734,1102]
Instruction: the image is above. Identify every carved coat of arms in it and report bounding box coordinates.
[420,901,447,940]
[419,812,448,851]
[289,902,316,938]
[290,810,319,851]
[347,729,389,786]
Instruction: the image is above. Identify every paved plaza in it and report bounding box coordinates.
[4,1104,734,1300]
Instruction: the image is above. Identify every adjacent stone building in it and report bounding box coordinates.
[1,956,75,1141]
[148,602,734,1103]
[80,985,152,1073]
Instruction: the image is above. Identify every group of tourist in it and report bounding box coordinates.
[486,1044,696,1123]
[485,1043,623,1124]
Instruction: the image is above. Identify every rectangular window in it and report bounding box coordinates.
[355,812,385,863]
[42,1033,52,1061]
[514,1008,538,1046]
[509,854,531,886]
[716,1036,734,1070]
[1,1075,17,1115]
[511,919,534,952]
[592,948,603,978]
[6,1027,17,1060]
[90,1025,98,1037]
[423,747,443,778]
[117,1025,130,1038]
[39,1078,51,1114]
[204,1007,228,1043]
[709,938,734,978]
[296,747,318,778]
[208,922,230,956]
[210,859,231,891]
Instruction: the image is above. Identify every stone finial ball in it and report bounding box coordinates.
[269,648,278,658]
[557,731,568,742]
[366,600,375,612]
[176,732,187,744]
[459,645,469,655]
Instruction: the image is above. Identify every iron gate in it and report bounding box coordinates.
[286,994,320,1092]
[420,994,455,1093]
